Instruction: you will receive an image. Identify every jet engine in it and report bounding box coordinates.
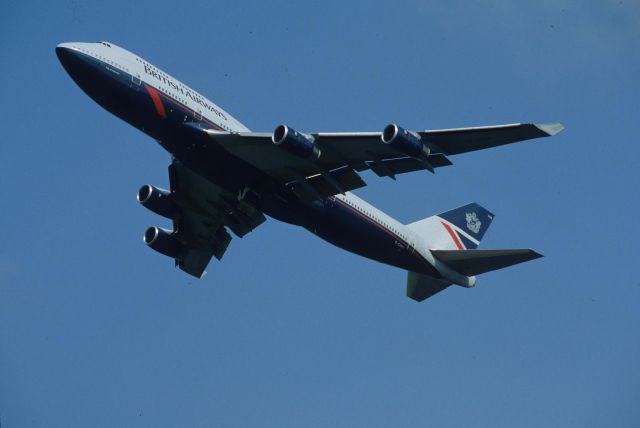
[272,125,321,160]
[143,227,184,258]
[381,124,430,159]
[137,184,179,219]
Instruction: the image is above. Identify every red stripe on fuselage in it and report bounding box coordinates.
[156,91,225,131]
[440,221,464,250]
[144,84,167,118]
[144,82,226,131]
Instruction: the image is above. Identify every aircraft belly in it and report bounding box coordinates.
[309,199,437,275]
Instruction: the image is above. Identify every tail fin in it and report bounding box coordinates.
[406,203,495,250]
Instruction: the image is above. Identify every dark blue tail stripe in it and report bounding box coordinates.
[438,203,494,242]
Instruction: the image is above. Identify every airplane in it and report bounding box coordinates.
[56,41,563,301]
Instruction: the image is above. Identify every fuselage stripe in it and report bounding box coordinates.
[140,80,225,131]
[441,221,465,250]
[143,84,167,118]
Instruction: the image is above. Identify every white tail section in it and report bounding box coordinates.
[406,203,494,250]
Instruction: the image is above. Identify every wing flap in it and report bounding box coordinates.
[151,160,266,278]
[289,166,367,201]
[430,249,543,276]
[369,154,452,178]
[178,225,231,278]
[178,249,212,278]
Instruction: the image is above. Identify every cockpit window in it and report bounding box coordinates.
[98,41,111,47]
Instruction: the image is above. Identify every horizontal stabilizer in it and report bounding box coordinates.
[406,272,452,302]
[430,249,543,276]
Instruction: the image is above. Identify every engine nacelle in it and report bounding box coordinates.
[143,227,184,259]
[381,124,430,159]
[272,125,321,160]
[137,184,179,219]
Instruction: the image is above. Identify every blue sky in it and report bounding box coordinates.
[1,1,639,426]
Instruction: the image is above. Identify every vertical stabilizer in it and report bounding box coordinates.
[406,203,495,250]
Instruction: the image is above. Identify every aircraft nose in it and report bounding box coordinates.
[55,42,115,107]
[55,43,78,66]
[56,42,95,86]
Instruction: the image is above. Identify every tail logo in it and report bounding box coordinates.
[465,212,482,234]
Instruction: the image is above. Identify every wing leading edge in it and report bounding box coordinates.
[202,122,563,201]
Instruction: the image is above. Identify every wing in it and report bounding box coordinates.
[145,159,266,278]
[201,122,562,201]
[419,123,564,155]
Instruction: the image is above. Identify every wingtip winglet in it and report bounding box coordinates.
[529,249,544,259]
[536,123,565,136]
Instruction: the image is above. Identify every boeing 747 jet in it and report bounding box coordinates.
[56,41,563,301]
